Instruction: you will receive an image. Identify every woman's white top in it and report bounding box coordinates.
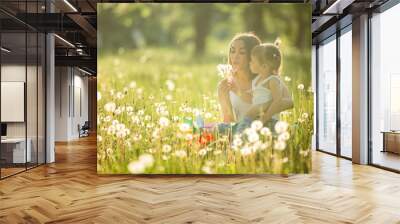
[229,91,251,121]
[251,75,282,120]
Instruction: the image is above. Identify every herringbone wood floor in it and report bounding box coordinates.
[1,136,400,224]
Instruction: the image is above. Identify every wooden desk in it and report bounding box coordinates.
[381,131,400,154]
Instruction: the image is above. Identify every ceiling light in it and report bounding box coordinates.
[1,47,11,53]
[63,0,78,12]
[322,0,355,15]
[78,67,93,76]
[54,34,75,48]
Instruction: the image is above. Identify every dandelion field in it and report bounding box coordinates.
[97,47,313,174]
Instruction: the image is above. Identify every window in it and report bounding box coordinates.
[317,36,337,154]
[371,3,400,171]
[339,28,352,158]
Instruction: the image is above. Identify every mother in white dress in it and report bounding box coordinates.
[218,33,292,124]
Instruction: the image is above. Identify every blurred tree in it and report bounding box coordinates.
[242,4,266,39]
[191,4,214,56]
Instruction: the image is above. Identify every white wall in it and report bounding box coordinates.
[55,67,89,141]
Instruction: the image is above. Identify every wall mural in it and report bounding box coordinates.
[97,3,313,174]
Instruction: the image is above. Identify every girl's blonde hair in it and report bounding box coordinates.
[251,38,282,74]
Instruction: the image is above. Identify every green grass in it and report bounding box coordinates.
[97,47,313,174]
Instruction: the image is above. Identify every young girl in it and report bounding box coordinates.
[234,41,293,133]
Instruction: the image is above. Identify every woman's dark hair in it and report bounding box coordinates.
[228,33,261,78]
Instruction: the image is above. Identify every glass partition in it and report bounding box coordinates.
[1,30,28,177]
[317,35,337,155]
[339,27,352,158]
[0,1,46,179]
[371,3,400,171]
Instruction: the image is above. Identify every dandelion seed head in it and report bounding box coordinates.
[136,88,143,95]
[165,94,173,101]
[114,108,122,115]
[278,131,290,141]
[213,150,222,156]
[233,138,243,147]
[274,140,286,150]
[128,161,145,174]
[159,117,170,127]
[179,123,191,132]
[116,91,124,99]
[247,131,259,143]
[106,148,113,155]
[185,133,193,141]
[129,81,137,89]
[138,154,154,167]
[302,113,309,119]
[202,166,213,174]
[198,149,207,156]
[260,127,271,136]
[162,144,172,153]
[251,120,263,131]
[275,121,289,134]
[165,80,175,91]
[104,102,116,112]
[240,146,252,156]
[174,150,187,158]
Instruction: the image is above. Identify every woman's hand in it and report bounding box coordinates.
[217,78,235,123]
[218,79,232,96]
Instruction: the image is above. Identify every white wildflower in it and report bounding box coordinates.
[198,149,207,156]
[233,138,243,147]
[174,150,187,158]
[251,120,263,131]
[165,94,173,101]
[275,121,289,134]
[278,131,290,141]
[202,166,213,174]
[240,146,252,156]
[247,131,259,143]
[260,127,271,136]
[116,91,124,99]
[138,154,154,167]
[159,117,170,127]
[129,81,137,89]
[104,102,116,112]
[165,80,175,91]
[213,150,222,156]
[162,144,172,153]
[179,123,191,132]
[274,140,286,150]
[128,161,145,174]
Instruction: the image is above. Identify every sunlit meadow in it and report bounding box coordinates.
[97,46,313,174]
